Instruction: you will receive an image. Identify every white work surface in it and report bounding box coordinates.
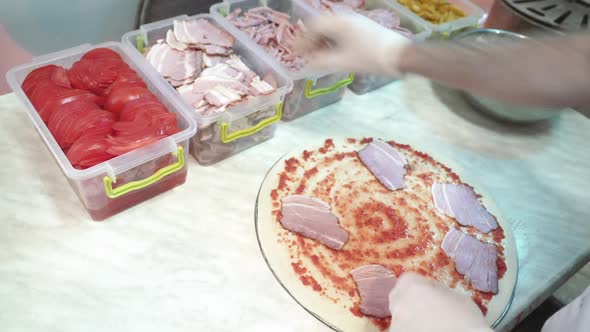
[1,77,589,332]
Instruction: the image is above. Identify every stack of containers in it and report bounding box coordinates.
[5,42,197,221]
[296,0,431,94]
[211,0,355,121]
[123,14,293,166]
[389,0,484,39]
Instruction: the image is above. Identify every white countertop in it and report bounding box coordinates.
[1,77,589,332]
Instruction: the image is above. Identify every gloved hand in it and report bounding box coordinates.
[542,286,590,332]
[294,13,411,76]
[389,272,492,332]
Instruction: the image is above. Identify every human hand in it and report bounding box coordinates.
[389,272,492,332]
[542,286,590,332]
[294,13,411,76]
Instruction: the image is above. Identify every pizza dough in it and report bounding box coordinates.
[256,138,517,331]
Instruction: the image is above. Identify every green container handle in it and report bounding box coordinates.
[220,102,283,143]
[305,73,355,99]
[103,146,185,199]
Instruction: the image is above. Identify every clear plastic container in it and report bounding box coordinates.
[389,0,484,39]
[295,0,431,94]
[5,42,197,221]
[211,0,355,121]
[123,14,293,165]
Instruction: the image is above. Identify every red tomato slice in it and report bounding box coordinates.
[66,134,114,168]
[38,89,97,122]
[112,67,143,84]
[112,111,153,134]
[68,57,131,95]
[120,101,168,122]
[154,112,180,136]
[104,83,153,112]
[29,83,72,111]
[22,65,59,96]
[118,95,164,119]
[103,80,146,98]
[62,110,116,147]
[48,100,101,149]
[50,66,71,88]
[83,117,116,138]
[81,48,122,61]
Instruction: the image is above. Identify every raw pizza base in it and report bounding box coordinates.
[256,138,517,331]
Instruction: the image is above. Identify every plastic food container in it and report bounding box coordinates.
[296,0,431,94]
[123,14,293,165]
[5,42,197,221]
[389,0,484,39]
[212,0,354,121]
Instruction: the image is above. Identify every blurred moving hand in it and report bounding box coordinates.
[388,272,492,332]
[295,14,411,76]
[297,13,590,109]
[542,286,590,332]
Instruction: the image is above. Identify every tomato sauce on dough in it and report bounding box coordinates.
[271,138,506,331]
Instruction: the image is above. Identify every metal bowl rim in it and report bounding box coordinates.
[452,28,530,41]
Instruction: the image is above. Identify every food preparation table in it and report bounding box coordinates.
[1,76,589,332]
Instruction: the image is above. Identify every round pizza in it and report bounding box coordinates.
[256,138,517,331]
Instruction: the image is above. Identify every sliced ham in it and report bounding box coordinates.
[173,20,191,44]
[145,43,199,82]
[280,195,349,250]
[432,183,499,233]
[188,50,203,77]
[166,30,188,51]
[358,139,408,191]
[350,265,397,318]
[177,84,205,107]
[145,42,167,71]
[442,228,499,293]
[200,63,244,81]
[144,17,277,116]
[168,77,196,88]
[199,44,232,56]
[204,86,243,107]
[225,55,258,84]
[193,76,250,95]
[249,77,275,96]
[174,19,234,47]
[202,53,227,68]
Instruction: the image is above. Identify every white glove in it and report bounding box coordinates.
[389,272,492,332]
[295,14,411,76]
[542,286,590,332]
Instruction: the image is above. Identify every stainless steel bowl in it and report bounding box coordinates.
[453,29,561,123]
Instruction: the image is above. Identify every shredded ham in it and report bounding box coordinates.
[228,7,307,72]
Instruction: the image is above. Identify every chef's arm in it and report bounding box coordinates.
[398,34,590,108]
[301,14,590,110]
[542,285,590,332]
